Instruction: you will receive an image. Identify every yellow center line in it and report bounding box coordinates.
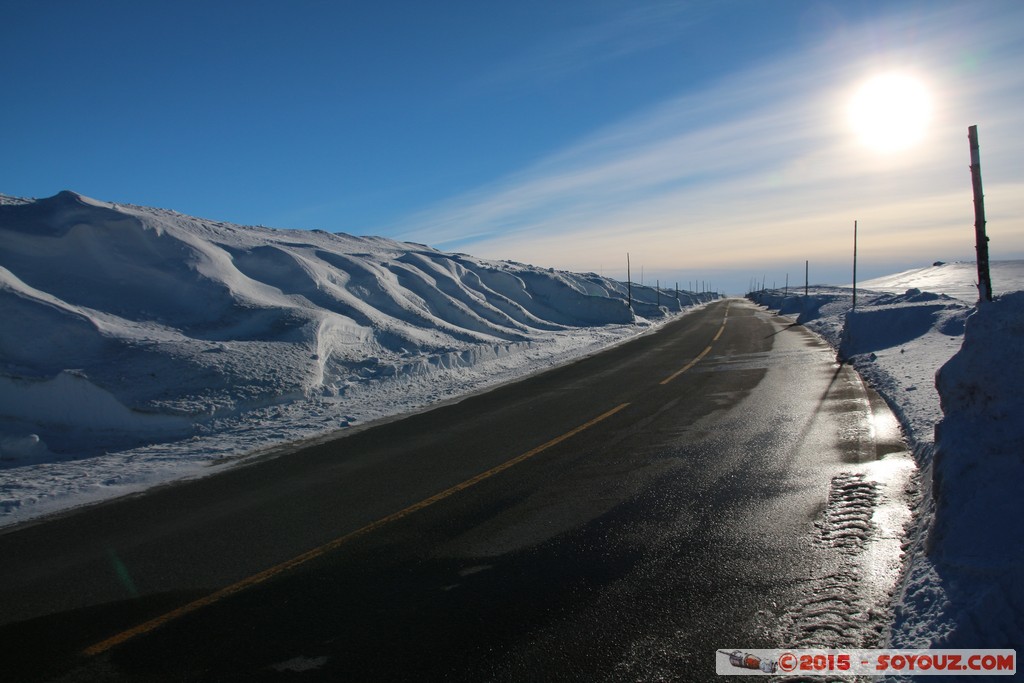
[661,302,731,384]
[81,401,632,657]
[660,345,713,385]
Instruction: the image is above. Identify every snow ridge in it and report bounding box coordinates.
[0,191,716,522]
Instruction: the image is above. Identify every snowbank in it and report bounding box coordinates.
[750,264,1024,659]
[0,190,717,524]
[895,293,1024,651]
[749,284,970,446]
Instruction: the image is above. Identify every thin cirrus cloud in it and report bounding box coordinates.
[396,6,1024,289]
[470,1,702,91]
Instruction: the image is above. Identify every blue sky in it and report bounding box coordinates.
[3,1,1023,294]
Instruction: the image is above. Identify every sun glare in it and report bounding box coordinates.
[848,72,932,153]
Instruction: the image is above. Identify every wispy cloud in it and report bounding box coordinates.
[397,5,1024,290]
[471,1,703,90]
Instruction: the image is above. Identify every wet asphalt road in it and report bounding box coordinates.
[0,299,913,681]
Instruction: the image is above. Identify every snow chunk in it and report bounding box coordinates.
[0,434,48,462]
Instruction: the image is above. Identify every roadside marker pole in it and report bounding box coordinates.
[968,125,993,303]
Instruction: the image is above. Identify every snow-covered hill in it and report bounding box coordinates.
[861,260,1024,303]
[0,190,715,522]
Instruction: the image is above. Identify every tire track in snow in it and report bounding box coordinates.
[785,472,885,651]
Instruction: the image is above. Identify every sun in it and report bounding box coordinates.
[848,72,932,153]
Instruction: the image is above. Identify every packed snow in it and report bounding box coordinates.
[0,190,716,524]
[750,260,1024,661]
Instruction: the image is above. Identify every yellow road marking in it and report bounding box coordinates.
[82,401,631,657]
[662,302,730,382]
[660,345,713,385]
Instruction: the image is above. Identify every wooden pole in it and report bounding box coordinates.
[969,125,993,302]
[805,260,809,297]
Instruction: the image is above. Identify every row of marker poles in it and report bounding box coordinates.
[736,128,994,310]
[626,253,715,314]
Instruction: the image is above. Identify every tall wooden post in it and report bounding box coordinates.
[852,220,858,311]
[969,125,993,302]
[805,260,809,297]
